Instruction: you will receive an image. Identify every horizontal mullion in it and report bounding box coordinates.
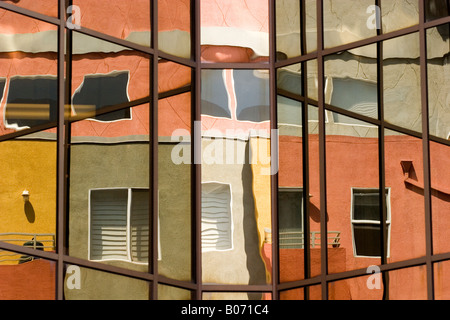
[0,2,61,26]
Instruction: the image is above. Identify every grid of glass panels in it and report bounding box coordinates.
[0,0,448,301]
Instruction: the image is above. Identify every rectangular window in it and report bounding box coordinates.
[278,188,304,249]
[201,183,233,252]
[351,188,390,257]
[89,188,149,263]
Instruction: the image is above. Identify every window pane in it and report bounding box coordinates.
[0,252,56,300]
[69,105,150,271]
[383,33,422,133]
[381,0,419,34]
[353,224,382,257]
[325,44,378,123]
[276,0,301,60]
[64,264,150,300]
[200,0,269,63]
[323,0,377,49]
[425,0,450,21]
[201,69,271,286]
[0,9,58,135]
[427,24,450,140]
[0,131,57,252]
[71,0,151,47]
[326,116,380,271]
[158,0,191,58]
[434,261,450,300]
[431,141,450,255]
[387,266,427,300]
[385,129,426,262]
[1,0,58,17]
[70,32,150,122]
[158,60,192,282]
[202,292,270,300]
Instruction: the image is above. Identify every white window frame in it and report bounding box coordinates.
[88,187,156,264]
[351,187,391,258]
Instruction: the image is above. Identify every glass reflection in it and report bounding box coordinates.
[323,0,377,49]
[387,266,427,300]
[385,129,425,262]
[71,0,151,47]
[431,141,450,255]
[325,44,378,122]
[276,0,301,60]
[200,0,269,63]
[434,261,450,300]
[427,24,450,140]
[70,32,150,122]
[158,284,191,300]
[158,0,191,58]
[1,0,58,17]
[158,92,192,282]
[68,105,150,271]
[383,33,422,133]
[0,252,56,300]
[201,69,271,286]
[0,131,57,254]
[0,9,58,135]
[381,0,419,34]
[326,114,380,274]
[64,264,149,300]
[425,0,450,22]
[328,276,383,300]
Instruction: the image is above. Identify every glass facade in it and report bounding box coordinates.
[0,0,448,301]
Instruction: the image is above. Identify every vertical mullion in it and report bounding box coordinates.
[300,0,311,299]
[419,0,434,301]
[269,0,279,301]
[193,0,202,301]
[151,0,159,300]
[56,0,67,301]
[375,0,390,300]
[316,0,328,300]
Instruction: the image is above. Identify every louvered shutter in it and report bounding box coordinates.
[201,183,232,251]
[130,189,149,262]
[90,189,128,260]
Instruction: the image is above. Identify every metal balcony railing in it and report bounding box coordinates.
[265,229,341,249]
[0,233,56,264]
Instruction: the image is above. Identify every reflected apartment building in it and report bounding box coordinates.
[0,0,448,300]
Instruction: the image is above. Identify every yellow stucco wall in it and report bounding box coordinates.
[249,137,272,283]
[0,139,57,264]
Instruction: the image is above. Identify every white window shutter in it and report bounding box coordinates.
[90,189,128,260]
[201,183,232,252]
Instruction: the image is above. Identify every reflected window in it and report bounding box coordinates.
[278,188,303,249]
[330,78,378,125]
[89,188,149,263]
[352,188,390,257]
[72,71,130,122]
[234,70,270,122]
[201,70,231,119]
[201,183,232,252]
[5,76,57,129]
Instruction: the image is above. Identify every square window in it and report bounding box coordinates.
[89,188,149,263]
